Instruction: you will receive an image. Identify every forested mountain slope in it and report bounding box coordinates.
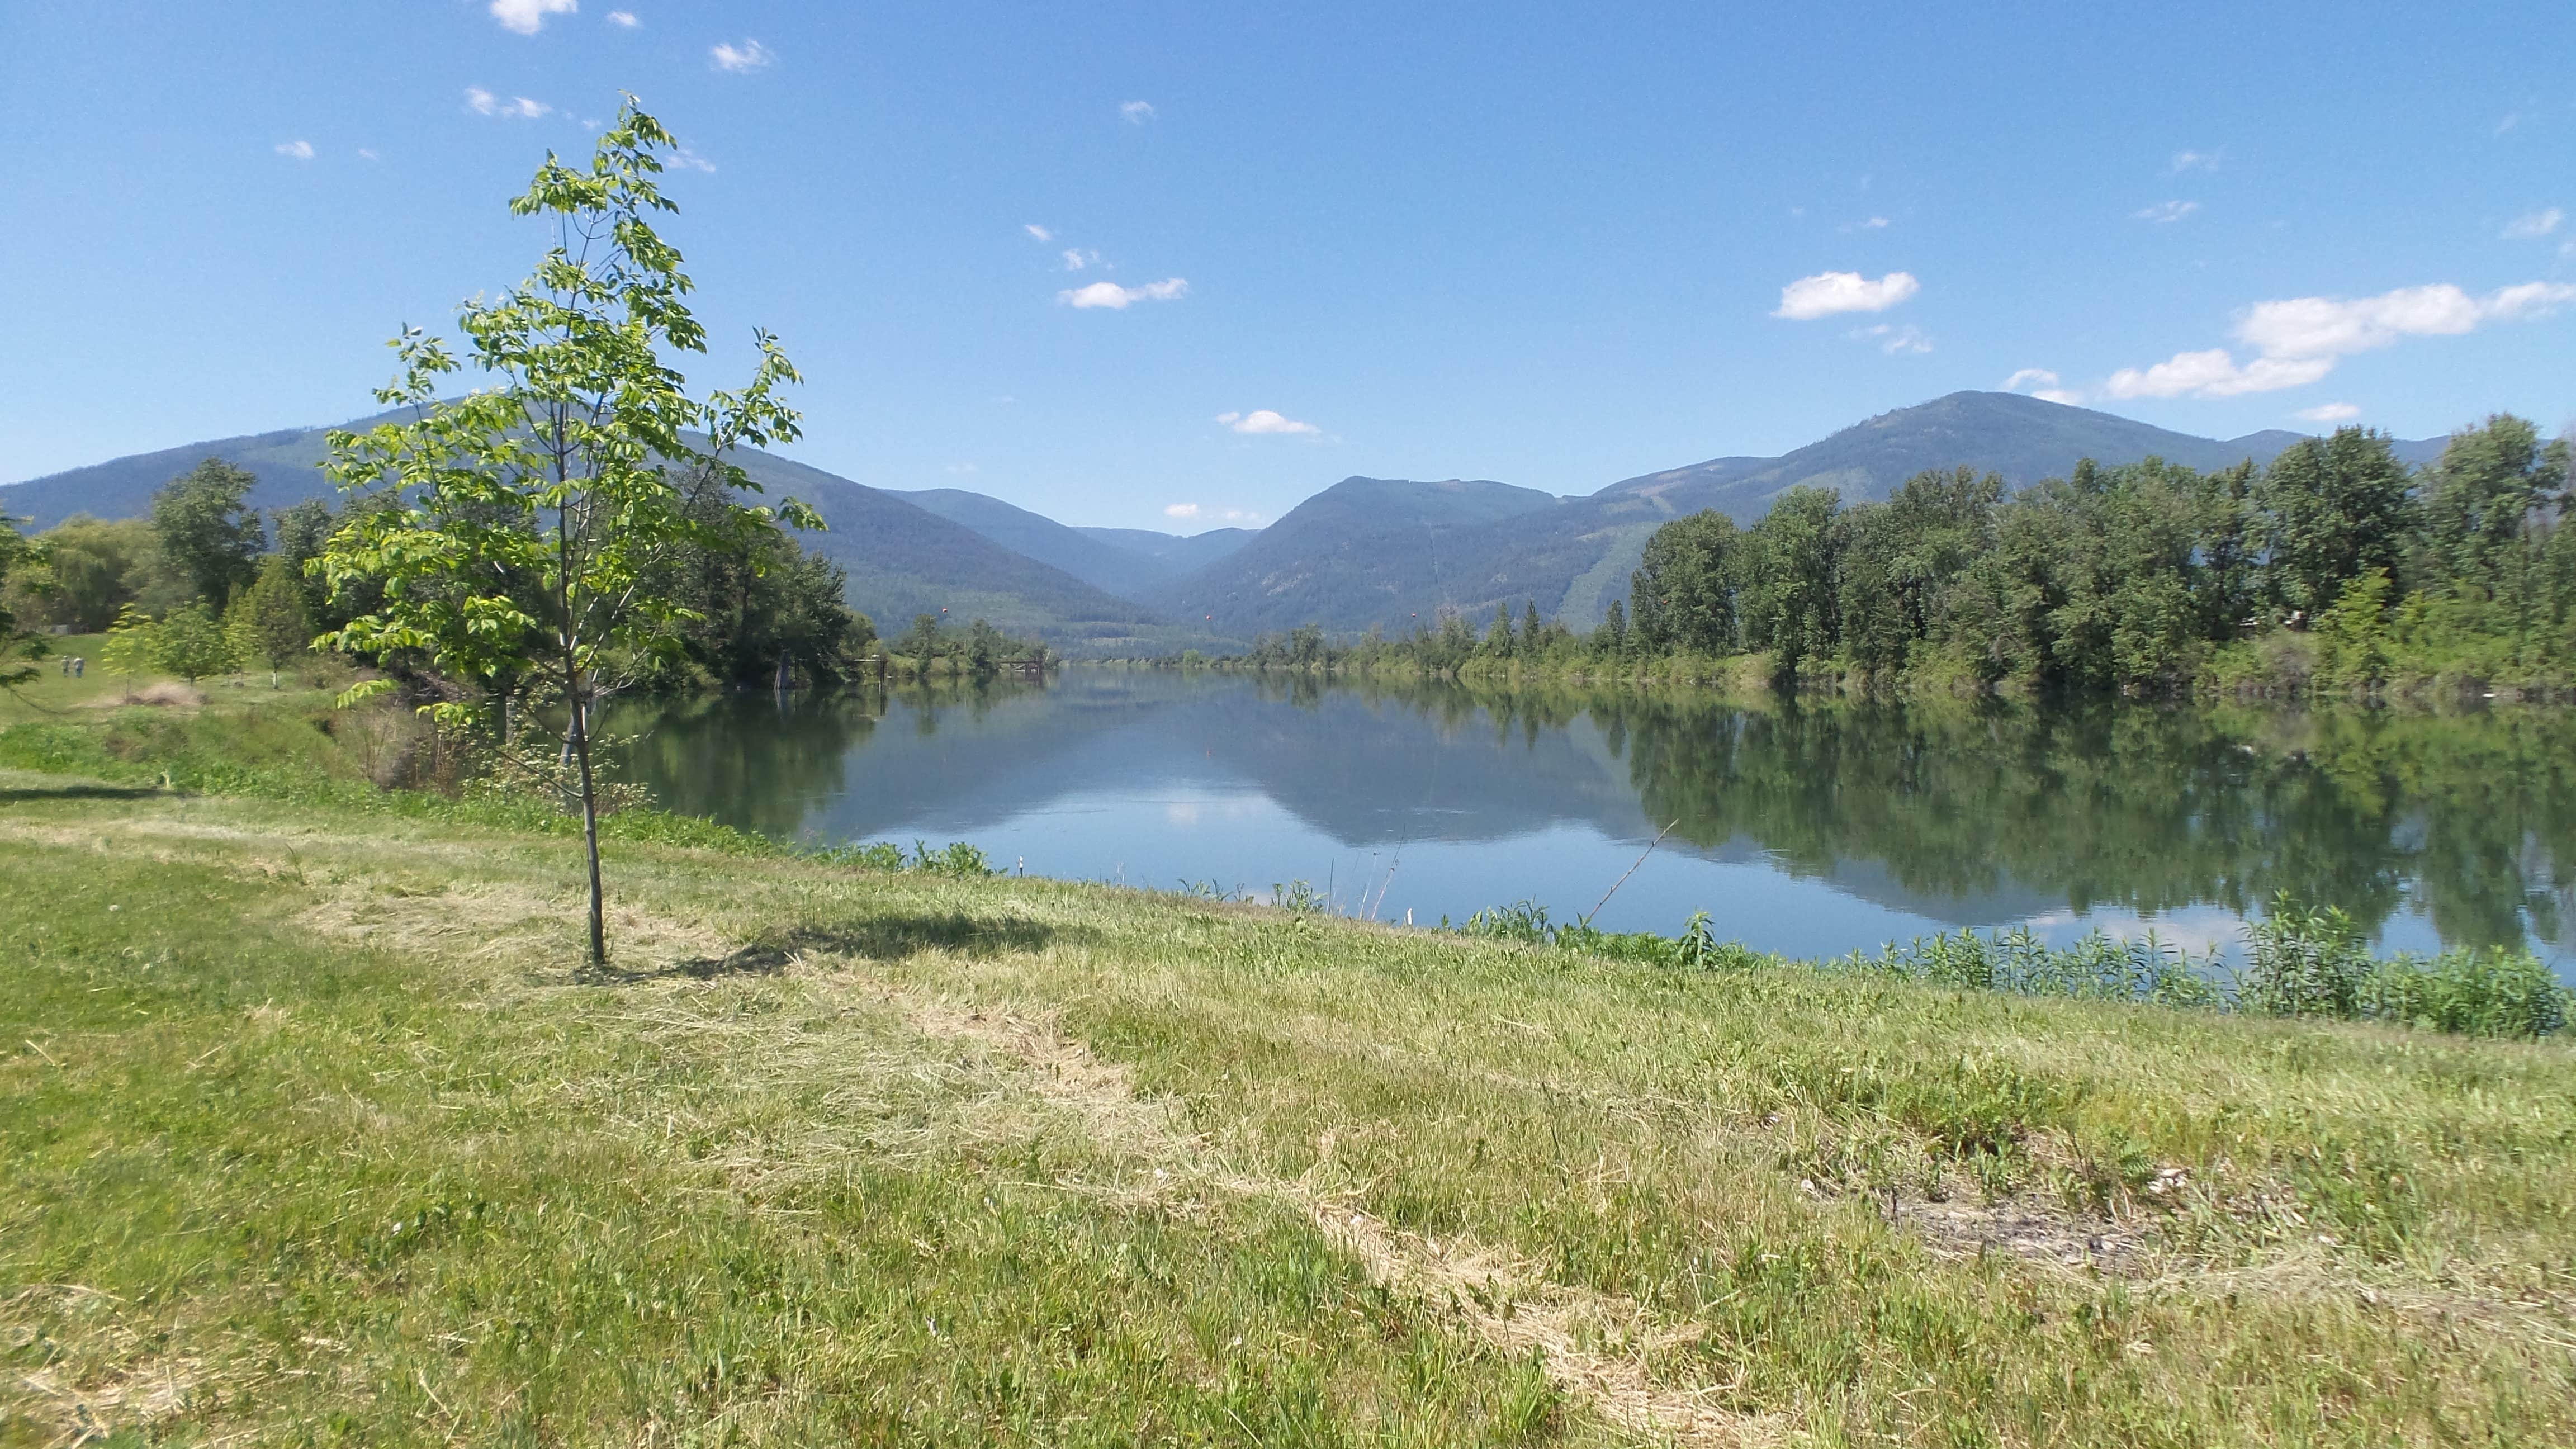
[6,391,2454,643]
[0,415,1192,653]
[1139,476,1559,634]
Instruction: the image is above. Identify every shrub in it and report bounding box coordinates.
[2241,894,2373,1020]
[811,839,997,877]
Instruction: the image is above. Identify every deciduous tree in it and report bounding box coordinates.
[316,99,815,967]
[151,458,267,607]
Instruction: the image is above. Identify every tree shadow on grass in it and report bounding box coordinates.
[595,913,1085,984]
[0,783,164,802]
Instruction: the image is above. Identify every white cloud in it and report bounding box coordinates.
[606,9,638,26]
[357,147,380,162]
[711,39,772,72]
[1058,278,1187,309]
[1060,248,1103,271]
[2233,281,2576,360]
[2108,280,2576,401]
[465,87,551,119]
[2104,348,2336,399]
[1773,269,1919,320]
[1860,215,1888,229]
[2503,207,2563,240]
[1851,323,1931,354]
[274,140,314,160]
[2001,368,2085,405]
[490,0,576,35]
[1216,409,1320,436]
[2295,403,2362,423]
[669,146,714,173]
[2134,200,2200,224]
[2170,149,2220,174]
[1023,223,1053,242]
[1164,502,1262,525]
[1120,100,1156,122]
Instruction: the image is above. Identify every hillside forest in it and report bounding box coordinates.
[1232,414,2576,698]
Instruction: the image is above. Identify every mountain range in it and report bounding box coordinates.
[2,391,2454,649]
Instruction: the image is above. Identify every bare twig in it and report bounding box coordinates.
[1587,820,1678,924]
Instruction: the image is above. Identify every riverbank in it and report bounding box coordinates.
[5,687,2575,1444]
[1139,647,2576,707]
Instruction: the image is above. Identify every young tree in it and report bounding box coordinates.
[100,603,155,680]
[316,100,816,968]
[228,552,315,686]
[151,458,268,607]
[269,499,341,623]
[150,602,236,683]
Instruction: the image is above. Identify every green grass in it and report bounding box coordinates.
[4,688,2575,1445]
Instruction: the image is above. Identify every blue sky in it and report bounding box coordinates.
[3,1,2570,531]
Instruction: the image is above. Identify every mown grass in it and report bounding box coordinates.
[4,686,2575,1446]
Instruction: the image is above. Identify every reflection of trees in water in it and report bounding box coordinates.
[604,678,1058,841]
[612,670,2574,954]
[602,690,886,840]
[2264,708,2576,951]
[1613,694,2576,953]
[1343,677,2576,953]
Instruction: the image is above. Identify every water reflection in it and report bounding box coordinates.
[599,674,2575,971]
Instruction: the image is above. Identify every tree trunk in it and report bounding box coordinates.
[568,693,608,968]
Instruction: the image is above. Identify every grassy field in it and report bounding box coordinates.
[4,675,2574,1446]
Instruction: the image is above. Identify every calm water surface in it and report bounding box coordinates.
[602,672,2576,976]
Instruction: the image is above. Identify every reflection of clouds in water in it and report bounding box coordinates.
[2023,906,2251,958]
[1145,791,1268,831]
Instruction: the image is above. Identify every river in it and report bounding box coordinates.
[601,671,2576,976]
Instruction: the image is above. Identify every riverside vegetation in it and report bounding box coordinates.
[7,646,2576,1445]
[1213,416,2576,700]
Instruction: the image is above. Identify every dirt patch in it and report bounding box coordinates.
[1881,1191,2147,1275]
[82,682,208,709]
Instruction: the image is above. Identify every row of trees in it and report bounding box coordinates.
[1216,416,2573,697]
[889,611,1046,676]
[1,461,326,636]
[2,452,878,694]
[1625,417,2572,693]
